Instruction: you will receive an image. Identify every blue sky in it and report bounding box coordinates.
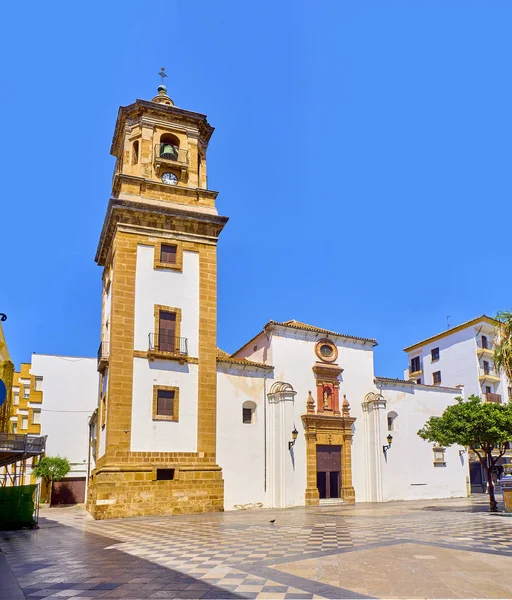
[1,1,510,377]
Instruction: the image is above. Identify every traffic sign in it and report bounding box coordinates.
[0,379,6,408]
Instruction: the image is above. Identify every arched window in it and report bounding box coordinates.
[132,140,139,165]
[159,133,180,161]
[387,411,398,431]
[242,401,256,424]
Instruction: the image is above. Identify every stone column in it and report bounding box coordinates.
[341,395,355,503]
[341,432,355,503]
[304,429,319,505]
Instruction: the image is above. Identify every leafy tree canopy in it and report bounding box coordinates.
[418,395,512,452]
[494,310,512,382]
[33,456,71,484]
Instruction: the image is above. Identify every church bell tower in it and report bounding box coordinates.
[87,77,228,519]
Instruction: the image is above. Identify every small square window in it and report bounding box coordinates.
[160,244,177,264]
[433,371,442,385]
[156,468,175,481]
[431,347,440,362]
[21,417,28,430]
[34,377,43,391]
[23,386,30,399]
[32,410,41,425]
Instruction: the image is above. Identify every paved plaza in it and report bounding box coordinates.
[2,497,512,599]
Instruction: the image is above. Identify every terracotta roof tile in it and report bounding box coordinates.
[269,320,377,345]
[216,356,273,371]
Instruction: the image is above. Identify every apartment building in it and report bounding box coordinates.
[404,315,511,493]
[404,315,510,404]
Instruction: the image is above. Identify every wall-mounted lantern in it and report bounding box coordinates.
[289,427,299,450]
[383,433,393,455]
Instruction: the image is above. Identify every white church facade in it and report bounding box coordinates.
[86,85,469,519]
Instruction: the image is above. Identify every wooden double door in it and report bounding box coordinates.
[316,445,341,499]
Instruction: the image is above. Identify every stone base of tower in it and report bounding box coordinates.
[86,465,224,520]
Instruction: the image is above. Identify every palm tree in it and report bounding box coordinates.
[494,311,512,383]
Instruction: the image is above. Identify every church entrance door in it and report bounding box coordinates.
[316,445,341,499]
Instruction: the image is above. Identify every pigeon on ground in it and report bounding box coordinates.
[269,519,276,524]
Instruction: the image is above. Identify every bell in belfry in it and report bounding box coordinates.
[161,143,178,160]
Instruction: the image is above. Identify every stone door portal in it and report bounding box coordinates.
[316,445,341,499]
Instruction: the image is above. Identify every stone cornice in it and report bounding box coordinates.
[312,362,343,380]
[95,198,229,265]
[113,174,219,202]
[301,412,356,432]
[111,99,214,157]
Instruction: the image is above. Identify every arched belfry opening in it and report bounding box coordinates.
[159,133,180,161]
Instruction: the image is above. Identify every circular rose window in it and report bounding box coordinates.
[315,339,338,362]
[320,344,333,357]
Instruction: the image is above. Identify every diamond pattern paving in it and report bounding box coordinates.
[1,496,512,598]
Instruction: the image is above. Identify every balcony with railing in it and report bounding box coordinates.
[97,341,110,372]
[477,338,494,355]
[154,144,189,178]
[484,392,502,404]
[409,361,423,377]
[148,334,188,361]
[478,366,501,381]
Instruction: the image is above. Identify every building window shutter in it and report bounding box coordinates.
[160,244,177,264]
[157,389,175,417]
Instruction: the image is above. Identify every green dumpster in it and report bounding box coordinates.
[0,484,38,529]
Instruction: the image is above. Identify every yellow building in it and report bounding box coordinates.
[1,361,43,486]
[0,319,14,434]
[10,363,43,436]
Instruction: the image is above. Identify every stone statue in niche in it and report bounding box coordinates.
[323,386,332,409]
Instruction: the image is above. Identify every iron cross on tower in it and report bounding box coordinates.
[158,67,168,85]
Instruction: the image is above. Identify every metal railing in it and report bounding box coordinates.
[479,366,498,378]
[155,144,189,164]
[148,334,188,356]
[477,339,494,350]
[97,341,110,364]
[1,434,46,454]
[484,393,502,404]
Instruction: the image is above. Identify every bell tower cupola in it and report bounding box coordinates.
[109,70,213,211]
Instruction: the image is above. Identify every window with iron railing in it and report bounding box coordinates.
[410,356,421,373]
[148,333,188,356]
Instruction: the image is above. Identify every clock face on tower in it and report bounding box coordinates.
[162,172,178,185]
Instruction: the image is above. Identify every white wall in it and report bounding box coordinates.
[31,354,98,478]
[237,328,377,507]
[133,245,199,356]
[234,332,272,365]
[130,243,201,453]
[131,358,198,452]
[378,382,468,501]
[217,365,268,509]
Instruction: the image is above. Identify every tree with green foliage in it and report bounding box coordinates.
[33,456,70,504]
[418,396,512,512]
[494,311,512,382]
